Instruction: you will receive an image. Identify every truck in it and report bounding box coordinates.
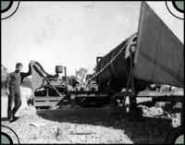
[30,2,183,143]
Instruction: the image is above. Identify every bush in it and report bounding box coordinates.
[1,64,9,96]
[1,64,9,87]
[67,75,79,87]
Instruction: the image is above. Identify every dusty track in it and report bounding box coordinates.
[2,104,175,144]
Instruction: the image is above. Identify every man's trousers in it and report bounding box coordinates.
[8,86,21,120]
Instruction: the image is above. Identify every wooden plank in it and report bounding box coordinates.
[34,96,64,101]
[34,100,59,106]
[75,94,108,98]
[138,91,184,96]
[34,96,65,107]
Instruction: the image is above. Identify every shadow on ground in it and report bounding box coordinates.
[36,105,173,144]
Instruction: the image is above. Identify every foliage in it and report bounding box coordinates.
[1,64,9,89]
[75,68,88,84]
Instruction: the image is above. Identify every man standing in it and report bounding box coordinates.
[7,62,32,122]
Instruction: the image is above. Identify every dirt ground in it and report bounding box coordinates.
[1,101,180,144]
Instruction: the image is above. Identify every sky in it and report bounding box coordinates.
[1,2,184,76]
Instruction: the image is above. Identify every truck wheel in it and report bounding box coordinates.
[165,127,184,144]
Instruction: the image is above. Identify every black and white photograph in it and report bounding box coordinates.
[1,1,184,144]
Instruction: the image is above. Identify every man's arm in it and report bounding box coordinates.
[21,62,32,78]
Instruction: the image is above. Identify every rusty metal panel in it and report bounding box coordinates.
[134,2,184,88]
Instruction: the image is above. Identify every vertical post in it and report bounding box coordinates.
[130,71,137,111]
[96,56,102,83]
[64,66,67,82]
[30,61,35,105]
[128,45,137,113]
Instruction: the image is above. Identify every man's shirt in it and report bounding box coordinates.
[7,64,31,90]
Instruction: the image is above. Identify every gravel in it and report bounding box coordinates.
[2,103,179,144]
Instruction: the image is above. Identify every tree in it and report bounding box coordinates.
[75,68,88,84]
[1,64,9,96]
[1,64,9,88]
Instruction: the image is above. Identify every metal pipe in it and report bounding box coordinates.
[64,66,67,82]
